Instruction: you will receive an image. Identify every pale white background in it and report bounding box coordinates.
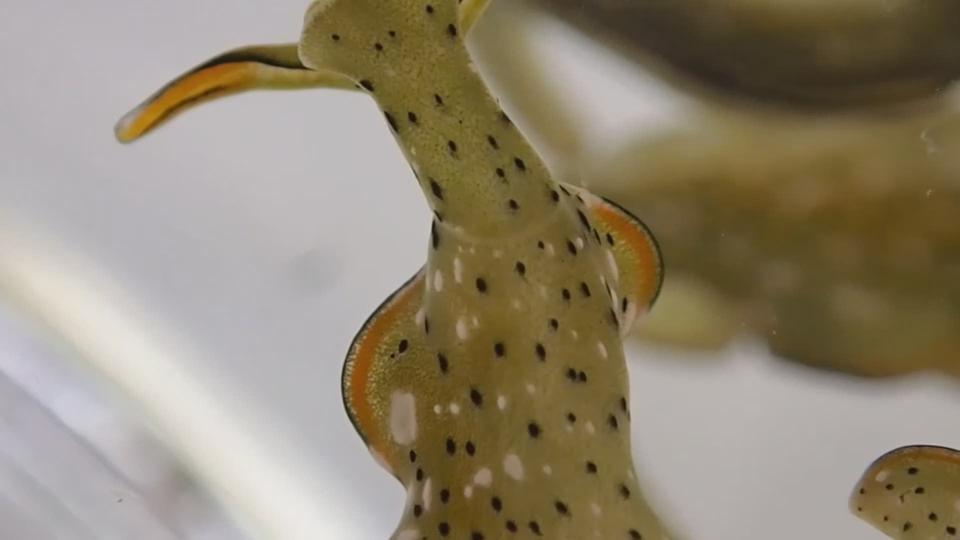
[1,1,959,539]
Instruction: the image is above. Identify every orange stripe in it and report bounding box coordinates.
[593,203,661,307]
[347,276,423,449]
[116,63,256,143]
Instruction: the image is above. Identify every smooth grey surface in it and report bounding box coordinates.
[1,2,959,539]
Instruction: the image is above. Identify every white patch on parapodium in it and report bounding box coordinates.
[503,454,525,481]
[396,530,420,540]
[606,250,620,282]
[545,243,556,257]
[434,404,443,415]
[415,308,426,327]
[497,395,507,410]
[585,421,596,435]
[422,478,433,511]
[570,330,579,341]
[453,257,464,283]
[575,237,585,250]
[471,316,480,329]
[464,485,474,498]
[542,465,552,476]
[369,447,393,474]
[433,270,444,292]
[474,468,493,487]
[449,403,461,415]
[621,298,639,337]
[874,470,889,482]
[597,341,609,359]
[389,392,417,445]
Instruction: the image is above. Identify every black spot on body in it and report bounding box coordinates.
[413,504,422,517]
[407,111,419,124]
[440,489,450,503]
[566,240,578,256]
[508,199,519,211]
[425,4,435,14]
[398,339,408,353]
[527,422,541,438]
[438,522,449,536]
[535,343,546,361]
[528,522,542,536]
[494,342,506,357]
[434,93,444,106]
[554,500,570,516]
[515,261,526,276]
[506,521,518,533]
[619,484,631,499]
[514,158,527,171]
[491,497,502,512]
[470,388,483,407]
[445,437,456,455]
[431,221,440,249]
[430,179,444,200]
[487,135,499,149]
[447,23,458,38]
[476,277,488,293]
[331,34,340,41]
[580,282,592,297]
[577,209,591,230]
[465,441,476,455]
[437,353,449,373]
[359,79,374,92]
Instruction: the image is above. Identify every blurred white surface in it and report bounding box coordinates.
[0,2,958,539]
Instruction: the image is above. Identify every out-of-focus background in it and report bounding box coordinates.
[0,1,958,539]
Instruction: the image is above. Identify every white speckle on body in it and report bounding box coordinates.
[449,403,461,415]
[456,317,470,340]
[526,384,536,395]
[590,502,602,517]
[542,465,552,476]
[497,395,507,410]
[389,392,417,445]
[511,299,523,310]
[453,257,464,283]
[434,404,443,415]
[503,454,525,481]
[585,421,596,435]
[423,478,433,511]
[493,249,503,259]
[575,237,585,250]
[464,485,474,498]
[570,330,579,340]
[545,243,556,257]
[597,342,608,359]
[471,316,480,328]
[874,470,889,482]
[433,270,444,291]
[474,468,493,487]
